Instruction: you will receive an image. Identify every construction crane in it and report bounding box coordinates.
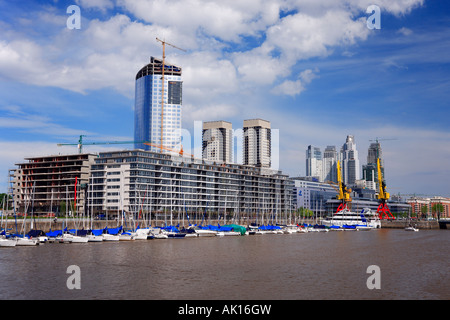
[58,135,195,159]
[369,137,397,158]
[376,157,395,220]
[155,37,186,154]
[143,142,193,158]
[57,135,146,154]
[369,137,398,143]
[367,138,396,220]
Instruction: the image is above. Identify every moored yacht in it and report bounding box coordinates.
[322,208,381,229]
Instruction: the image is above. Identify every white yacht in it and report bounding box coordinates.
[322,208,381,229]
[119,232,135,241]
[190,226,217,237]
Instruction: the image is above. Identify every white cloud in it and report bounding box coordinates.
[397,27,413,36]
[75,0,115,12]
[178,51,238,102]
[183,103,239,125]
[0,0,425,99]
[117,0,282,43]
[271,68,319,96]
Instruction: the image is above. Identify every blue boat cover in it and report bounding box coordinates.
[91,229,104,236]
[163,226,179,233]
[46,229,62,237]
[105,226,123,235]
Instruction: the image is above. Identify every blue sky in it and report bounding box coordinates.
[0,0,449,197]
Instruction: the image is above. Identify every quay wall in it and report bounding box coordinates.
[381,220,439,229]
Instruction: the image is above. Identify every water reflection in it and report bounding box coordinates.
[0,229,448,300]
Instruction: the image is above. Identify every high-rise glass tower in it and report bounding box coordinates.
[306,145,323,181]
[134,57,182,152]
[340,135,360,185]
[362,142,384,190]
[323,145,337,183]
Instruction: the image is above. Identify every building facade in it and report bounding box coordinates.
[323,145,338,183]
[407,196,450,219]
[11,154,96,215]
[134,57,183,152]
[305,145,323,181]
[202,121,233,164]
[89,149,294,224]
[292,178,337,217]
[243,119,271,168]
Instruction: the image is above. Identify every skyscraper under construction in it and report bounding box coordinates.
[134,57,183,152]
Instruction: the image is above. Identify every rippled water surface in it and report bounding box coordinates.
[0,229,448,300]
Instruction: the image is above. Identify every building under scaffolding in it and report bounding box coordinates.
[11,154,96,215]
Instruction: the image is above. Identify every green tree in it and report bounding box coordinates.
[59,201,66,217]
[432,203,444,220]
[420,205,428,219]
[0,193,13,209]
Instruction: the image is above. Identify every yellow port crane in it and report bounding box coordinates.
[335,160,352,212]
[376,157,395,220]
[155,37,186,154]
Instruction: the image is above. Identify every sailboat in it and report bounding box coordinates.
[0,196,17,247]
[14,180,39,246]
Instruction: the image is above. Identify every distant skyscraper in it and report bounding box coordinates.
[306,145,323,181]
[134,57,182,152]
[323,145,338,183]
[340,135,360,185]
[363,142,384,190]
[202,121,233,163]
[243,119,271,168]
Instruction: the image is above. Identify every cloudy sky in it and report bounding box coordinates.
[0,0,449,197]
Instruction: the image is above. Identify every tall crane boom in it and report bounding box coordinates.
[376,157,395,220]
[377,158,389,201]
[57,135,148,153]
[155,37,186,154]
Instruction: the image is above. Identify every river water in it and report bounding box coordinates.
[0,229,448,300]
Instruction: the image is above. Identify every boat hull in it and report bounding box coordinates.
[102,234,120,241]
[71,236,89,243]
[0,239,17,247]
[87,235,104,242]
[322,208,381,229]
[16,238,39,246]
